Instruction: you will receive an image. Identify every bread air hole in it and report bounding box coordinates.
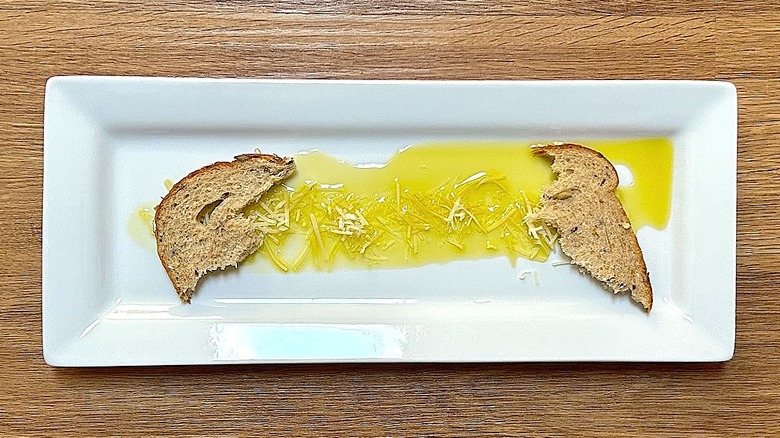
[196,199,224,225]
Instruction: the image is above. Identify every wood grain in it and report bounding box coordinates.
[1,1,778,436]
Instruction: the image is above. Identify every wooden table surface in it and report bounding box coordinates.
[2,1,778,436]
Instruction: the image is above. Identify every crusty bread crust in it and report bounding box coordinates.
[154,153,295,302]
[532,143,653,311]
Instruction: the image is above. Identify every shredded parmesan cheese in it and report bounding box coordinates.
[310,213,326,254]
[242,171,558,271]
[517,269,540,285]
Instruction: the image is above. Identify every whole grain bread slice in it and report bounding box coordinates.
[532,143,653,311]
[154,153,296,302]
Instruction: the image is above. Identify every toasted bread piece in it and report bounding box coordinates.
[532,143,652,311]
[154,153,295,302]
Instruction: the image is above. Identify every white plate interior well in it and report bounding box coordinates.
[43,78,736,365]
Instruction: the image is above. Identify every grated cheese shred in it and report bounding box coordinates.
[241,171,558,272]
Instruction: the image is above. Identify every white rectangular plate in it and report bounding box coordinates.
[43,77,736,366]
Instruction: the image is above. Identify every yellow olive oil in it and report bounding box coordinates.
[131,139,673,273]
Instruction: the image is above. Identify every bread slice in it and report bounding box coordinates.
[531,143,653,311]
[154,153,296,302]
